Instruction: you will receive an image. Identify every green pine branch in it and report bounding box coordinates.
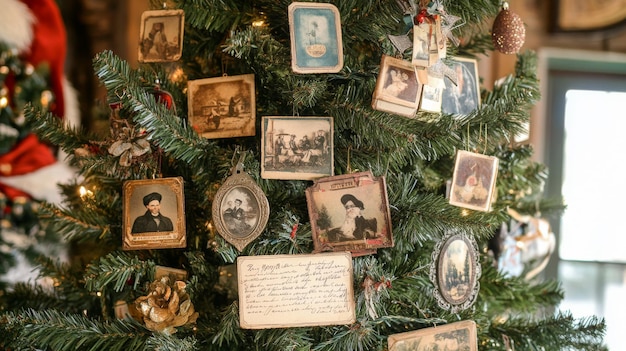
[1,309,152,351]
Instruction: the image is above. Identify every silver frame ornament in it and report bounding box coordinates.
[211,154,269,251]
[429,231,481,313]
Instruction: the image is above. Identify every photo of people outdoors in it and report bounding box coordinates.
[262,116,333,180]
[187,74,256,139]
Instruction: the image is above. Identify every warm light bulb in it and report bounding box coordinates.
[252,20,265,27]
[0,96,7,108]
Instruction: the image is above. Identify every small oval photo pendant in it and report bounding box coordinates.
[211,158,269,252]
[429,230,481,313]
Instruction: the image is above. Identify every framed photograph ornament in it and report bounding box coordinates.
[187,74,256,139]
[123,177,186,250]
[288,2,343,73]
[429,231,481,313]
[138,9,184,63]
[371,55,423,118]
[211,152,270,251]
[261,116,334,180]
[306,171,393,256]
[388,320,478,351]
[449,150,499,212]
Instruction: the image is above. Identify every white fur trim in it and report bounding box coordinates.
[0,0,35,52]
[0,162,78,205]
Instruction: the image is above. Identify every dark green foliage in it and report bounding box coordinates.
[0,0,606,350]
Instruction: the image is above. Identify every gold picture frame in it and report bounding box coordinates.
[123,177,186,250]
[187,74,256,139]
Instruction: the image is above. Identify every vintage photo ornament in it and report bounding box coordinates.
[211,152,269,251]
[429,231,481,312]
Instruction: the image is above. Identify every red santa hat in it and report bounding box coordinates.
[0,0,78,202]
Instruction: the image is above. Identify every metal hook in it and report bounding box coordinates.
[230,147,247,175]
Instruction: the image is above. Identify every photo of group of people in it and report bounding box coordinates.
[261,116,333,180]
[388,320,477,351]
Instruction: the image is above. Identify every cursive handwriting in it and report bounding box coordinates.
[238,253,355,328]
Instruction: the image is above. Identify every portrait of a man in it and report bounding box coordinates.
[131,192,174,233]
[123,177,186,250]
[327,194,378,242]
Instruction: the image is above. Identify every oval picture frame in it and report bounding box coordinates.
[211,171,269,251]
[429,231,481,312]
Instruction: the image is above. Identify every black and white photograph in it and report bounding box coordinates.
[261,116,333,180]
[123,177,186,250]
[138,9,184,63]
[306,171,393,255]
[449,150,499,212]
[187,74,256,139]
[441,57,481,116]
[388,320,478,351]
[211,169,270,251]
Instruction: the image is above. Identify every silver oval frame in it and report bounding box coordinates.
[211,171,269,251]
[429,231,481,312]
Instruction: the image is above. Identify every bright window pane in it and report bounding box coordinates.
[560,89,626,263]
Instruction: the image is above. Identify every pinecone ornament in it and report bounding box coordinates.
[130,276,199,334]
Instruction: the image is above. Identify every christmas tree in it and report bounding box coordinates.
[0,0,607,350]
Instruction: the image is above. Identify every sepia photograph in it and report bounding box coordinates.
[430,231,481,313]
[441,57,481,116]
[138,9,184,63]
[388,320,478,351]
[261,116,333,180]
[187,74,256,139]
[449,150,499,212]
[123,177,186,250]
[288,2,343,73]
[371,55,422,118]
[306,171,393,255]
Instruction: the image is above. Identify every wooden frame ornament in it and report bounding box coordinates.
[371,55,423,118]
[429,231,481,313]
[306,171,393,255]
[449,150,499,212]
[123,177,186,250]
[187,74,256,139]
[138,9,184,63]
[388,320,478,351]
[261,116,334,180]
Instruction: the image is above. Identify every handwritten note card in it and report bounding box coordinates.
[237,252,355,329]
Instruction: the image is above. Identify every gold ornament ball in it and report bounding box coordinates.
[492,6,526,54]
